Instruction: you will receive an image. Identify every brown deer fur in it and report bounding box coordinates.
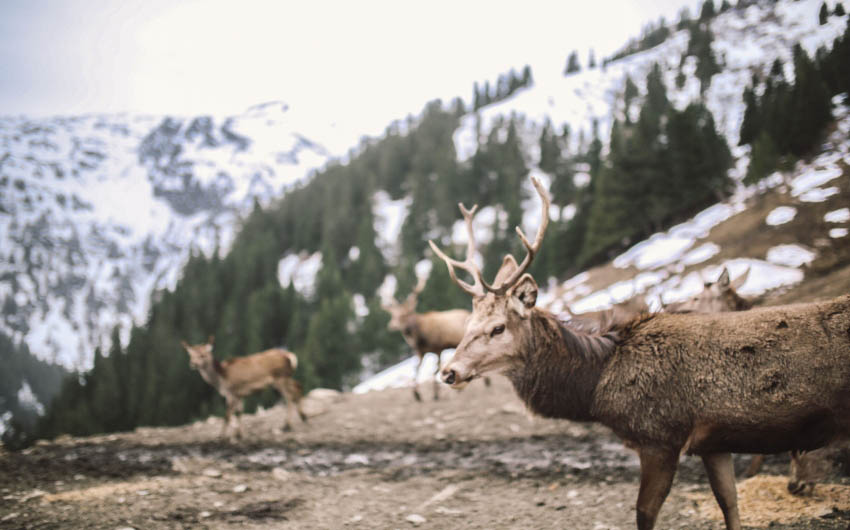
[432,176,850,530]
[181,338,307,439]
[384,280,471,400]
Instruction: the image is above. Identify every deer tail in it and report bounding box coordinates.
[285,351,298,370]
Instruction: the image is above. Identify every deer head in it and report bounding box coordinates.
[665,267,750,314]
[429,177,549,388]
[383,276,427,331]
[181,336,215,370]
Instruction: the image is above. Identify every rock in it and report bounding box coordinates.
[202,468,222,478]
[199,511,212,519]
[232,484,248,493]
[347,514,363,524]
[0,513,18,522]
[272,467,291,481]
[344,454,369,465]
[406,514,426,526]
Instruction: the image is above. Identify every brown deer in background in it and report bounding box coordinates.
[663,267,751,314]
[382,277,473,401]
[431,176,850,530]
[181,337,307,439]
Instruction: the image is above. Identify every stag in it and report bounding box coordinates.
[181,337,307,439]
[383,277,473,401]
[431,176,850,530]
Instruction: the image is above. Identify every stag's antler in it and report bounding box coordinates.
[428,203,488,297]
[491,176,550,294]
[429,176,550,297]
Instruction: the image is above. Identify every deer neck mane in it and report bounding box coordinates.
[196,359,226,391]
[506,309,619,422]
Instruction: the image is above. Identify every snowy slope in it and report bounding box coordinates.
[0,103,333,368]
[355,0,850,394]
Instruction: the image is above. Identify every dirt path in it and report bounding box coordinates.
[2,378,850,529]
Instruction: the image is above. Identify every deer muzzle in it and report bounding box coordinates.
[441,366,473,388]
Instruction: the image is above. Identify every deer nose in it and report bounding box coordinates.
[442,369,456,385]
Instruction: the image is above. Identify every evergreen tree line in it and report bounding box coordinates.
[472,66,533,111]
[741,18,850,184]
[602,0,733,68]
[0,331,66,449]
[31,53,737,446]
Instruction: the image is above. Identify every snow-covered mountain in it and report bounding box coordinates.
[354,0,850,394]
[2,0,846,379]
[0,102,333,368]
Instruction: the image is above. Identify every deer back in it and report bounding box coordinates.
[593,295,850,453]
[407,309,470,351]
[220,348,296,396]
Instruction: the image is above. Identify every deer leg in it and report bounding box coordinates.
[433,352,441,401]
[221,399,232,438]
[701,452,742,530]
[744,454,764,477]
[276,379,304,431]
[233,399,244,440]
[412,353,423,402]
[636,446,678,530]
[483,376,491,387]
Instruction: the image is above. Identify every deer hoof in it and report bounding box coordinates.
[300,412,309,423]
[413,390,422,402]
[282,424,292,432]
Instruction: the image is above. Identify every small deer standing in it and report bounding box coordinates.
[181,337,307,439]
[382,276,474,401]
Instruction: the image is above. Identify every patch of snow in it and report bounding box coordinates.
[353,350,455,394]
[277,252,322,298]
[377,274,398,304]
[352,294,369,319]
[372,191,411,265]
[17,381,45,416]
[765,206,797,226]
[704,259,803,297]
[825,208,850,223]
[0,411,11,437]
[799,187,840,202]
[830,228,848,238]
[766,244,816,268]
[414,259,433,281]
[614,235,695,270]
[680,243,721,266]
[348,246,360,261]
[451,205,504,247]
[790,167,843,196]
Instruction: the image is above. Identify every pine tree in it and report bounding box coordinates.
[820,1,830,25]
[700,0,716,21]
[588,50,597,69]
[836,3,846,16]
[745,131,780,184]
[564,51,581,75]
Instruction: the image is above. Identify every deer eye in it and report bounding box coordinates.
[490,324,505,337]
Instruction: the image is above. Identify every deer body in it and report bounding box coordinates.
[182,340,307,439]
[384,279,471,400]
[431,176,850,529]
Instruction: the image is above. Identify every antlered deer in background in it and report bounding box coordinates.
[181,337,307,439]
[431,176,850,530]
[382,277,473,401]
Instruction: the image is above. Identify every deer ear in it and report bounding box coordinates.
[207,335,215,346]
[717,268,730,288]
[494,255,519,287]
[508,274,538,317]
[180,340,190,350]
[731,267,750,291]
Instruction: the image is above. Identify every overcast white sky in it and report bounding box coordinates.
[0,0,699,146]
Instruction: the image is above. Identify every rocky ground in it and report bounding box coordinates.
[3,376,850,530]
